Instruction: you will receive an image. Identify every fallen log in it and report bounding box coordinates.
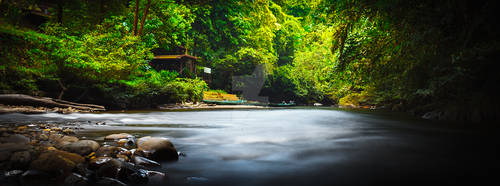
[0,94,105,111]
[52,98,105,110]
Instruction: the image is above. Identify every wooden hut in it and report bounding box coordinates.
[150,47,199,75]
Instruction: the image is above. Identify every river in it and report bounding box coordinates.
[0,108,496,185]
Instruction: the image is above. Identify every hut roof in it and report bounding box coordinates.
[153,54,199,60]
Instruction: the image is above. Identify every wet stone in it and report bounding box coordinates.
[147,171,168,184]
[0,150,11,161]
[62,140,100,156]
[55,135,79,148]
[64,173,89,186]
[0,134,30,144]
[104,133,133,141]
[116,138,135,149]
[1,169,24,185]
[178,151,187,157]
[10,150,31,169]
[63,128,74,135]
[48,133,63,142]
[133,156,160,168]
[117,162,148,184]
[51,127,62,132]
[118,148,132,156]
[116,154,129,162]
[0,143,31,156]
[127,168,149,184]
[96,158,122,178]
[17,126,28,131]
[39,134,49,141]
[90,157,113,170]
[4,169,24,177]
[75,163,95,178]
[96,146,120,157]
[30,150,85,176]
[136,136,178,161]
[20,170,53,186]
[95,177,127,186]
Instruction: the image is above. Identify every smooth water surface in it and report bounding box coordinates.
[1,108,496,185]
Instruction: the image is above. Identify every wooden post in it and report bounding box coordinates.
[190,60,194,74]
[179,60,183,74]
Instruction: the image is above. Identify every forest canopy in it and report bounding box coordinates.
[1,0,499,121]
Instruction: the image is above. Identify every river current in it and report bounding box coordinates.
[0,108,496,185]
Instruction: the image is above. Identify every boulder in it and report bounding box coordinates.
[0,143,31,161]
[126,168,148,184]
[89,157,113,170]
[10,150,32,169]
[104,133,133,141]
[75,163,95,178]
[136,136,178,161]
[62,140,100,156]
[48,133,63,143]
[96,158,122,178]
[147,171,168,184]
[55,135,79,148]
[30,150,85,176]
[0,134,30,144]
[95,146,120,157]
[117,162,148,184]
[132,156,160,168]
[0,151,11,161]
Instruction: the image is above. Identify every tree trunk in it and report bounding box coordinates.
[57,79,67,100]
[133,0,140,35]
[99,0,105,24]
[57,0,63,23]
[338,22,351,60]
[138,0,151,36]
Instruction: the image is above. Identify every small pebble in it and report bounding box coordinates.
[62,128,74,135]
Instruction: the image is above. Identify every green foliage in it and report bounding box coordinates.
[0,24,60,94]
[1,7,205,106]
[2,0,499,117]
[132,0,195,49]
[122,69,207,105]
[40,19,152,84]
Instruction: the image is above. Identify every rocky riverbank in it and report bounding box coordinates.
[0,123,179,186]
[158,102,266,110]
[0,104,93,114]
[0,94,105,114]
